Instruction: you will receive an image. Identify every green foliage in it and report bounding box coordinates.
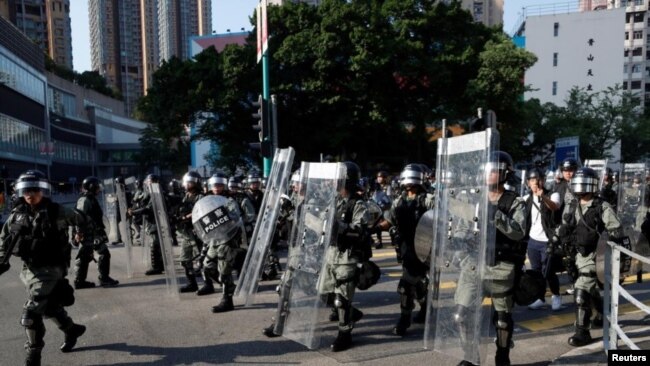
[44,55,119,99]
[136,0,539,173]
[519,85,650,165]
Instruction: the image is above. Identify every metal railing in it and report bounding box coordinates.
[603,241,650,351]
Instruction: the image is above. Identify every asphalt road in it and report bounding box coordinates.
[1,241,648,366]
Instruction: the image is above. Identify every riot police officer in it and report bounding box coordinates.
[245,171,264,214]
[176,172,204,293]
[556,167,622,347]
[598,168,618,211]
[192,195,245,313]
[377,164,435,336]
[128,174,164,275]
[454,151,526,366]
[73,177,119,289]
[318,161,370,352]
[0,170,87,366]
[555,158,580,294]
[130,178,145,246]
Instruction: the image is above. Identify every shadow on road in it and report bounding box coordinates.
[77,340,305,365]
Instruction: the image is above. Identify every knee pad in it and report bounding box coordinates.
[21,309,43,329]
[334,294,349,309]
[453,304,468,324]
[575,289,591,307]
[493,311,513,349]
[415,278,428,302]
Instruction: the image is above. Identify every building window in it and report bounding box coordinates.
[633,47,643,56]
[552,52,558,66]
[625,32,630,40]
[631,80,642,89]
[633,64,641,73]
[552,81,558,96]
[553,22,559,37]
[634,30,643,39]
[623,81,628,89]
[635,0,644,6]
[624,64,629,73]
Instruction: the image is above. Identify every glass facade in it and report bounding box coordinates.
[0,113,93,164]
[47,86,76,116]
[0,52,46,103]
[0,113,45,157]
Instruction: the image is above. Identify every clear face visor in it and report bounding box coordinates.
[571,175,598,193]
[16,180,52,197]
[484,161,507,183]
[400,169,423,187]
[208,177,228,190]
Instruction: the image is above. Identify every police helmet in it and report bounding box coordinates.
[571,167,599,194]
[560,158,579,172]
[228,176,242,191]
[526,168,544,181]
[208,172,229,190]
[486,151,514,184]
[247,171,262,185]
[82,176,102,193]
[182,171,202,190]
[290,170,300,185]
[145,173,160,184]
[168,179,182,195]
[400,164,424,187]
[15,170,51,197]
[343,161,361,191]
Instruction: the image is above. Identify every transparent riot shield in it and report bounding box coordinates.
[614,163,647,277]
[278,162,345,350]
[103,178,119,244]
[116,181,136,277]
[424,129,498,365]
[148,182,181,297]
[235,147,295,306]
[585,159,608,191]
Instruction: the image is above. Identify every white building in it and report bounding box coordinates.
[522,7,626,105]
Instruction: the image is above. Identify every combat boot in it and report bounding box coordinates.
[24,344,42,366]
[457,361,478,366]
[330,330,352,352]
[392,313,411,336]
[98,276,119,287]
[145,268,163,275]
[412,306,426,324]
[212,295,234,313]
[180,282,198,293]
[262,323,280,338]
[74,280,95,290]
[60,324,86,353]
[495,347,511,366]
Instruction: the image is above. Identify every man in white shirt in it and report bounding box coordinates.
[523,169,563,311]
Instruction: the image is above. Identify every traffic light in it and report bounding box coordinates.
[250,94,272,157]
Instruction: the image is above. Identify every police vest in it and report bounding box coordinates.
[80,193,104,230]
[9,198,69,267]
[393,192,429,275]
[338,195,371,260]
[491,190,524,263]
[574,198,605,254]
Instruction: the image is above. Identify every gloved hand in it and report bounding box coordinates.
[0,262,10,276]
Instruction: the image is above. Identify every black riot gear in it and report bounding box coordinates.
[400,164,425,188]
[208,172,229,190]
[571,167,599,194]
[15,170,51,197]
[342,161,361,191]
[487,151,514,184]
[168,179,182,196]
[82,176,101,194]
[145,174,160,184]
[182,171,202,191]
[560,158,579,172]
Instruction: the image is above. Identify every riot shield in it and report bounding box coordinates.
[424,129,498,365]
[116,180,136,277]
[148,182,181,297]
[585,159,608,191]
[235,147,295,306]
[414,210,435,265]
[278,162,345,350]
[606,163,648,279]
[103,178,119,244]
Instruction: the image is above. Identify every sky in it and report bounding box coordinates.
[69,0,559,72]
